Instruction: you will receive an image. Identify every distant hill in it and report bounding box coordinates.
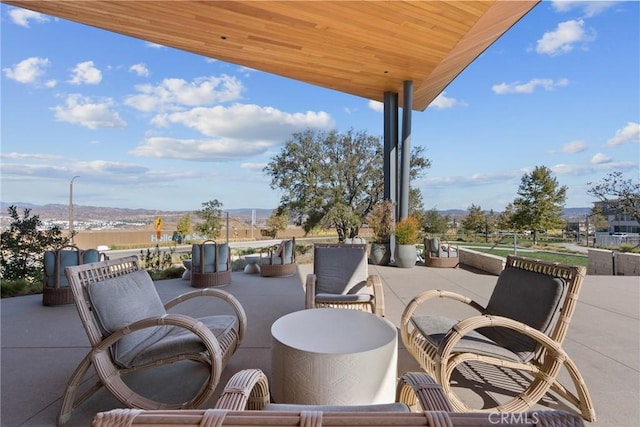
[1,202,591,223]
[0,202,275,224]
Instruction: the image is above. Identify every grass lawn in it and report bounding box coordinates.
[465,247,588,268]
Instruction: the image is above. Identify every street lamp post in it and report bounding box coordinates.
[69,176,80,243]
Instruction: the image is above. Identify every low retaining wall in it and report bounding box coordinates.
[588,248,640,276]
[459,248,505,275]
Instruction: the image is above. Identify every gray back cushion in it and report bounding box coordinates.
[87,269,167,367]
[45,248,99,287]
[217,243,229,271]
[192,243,217,273]
[282,240,294,263]
[480,267,566,360]
[314,246,368,294]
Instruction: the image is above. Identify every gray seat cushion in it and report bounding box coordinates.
[315,292,373,304]
[411,315,522,362]
[263,402,410,412]
[87,269,237,367]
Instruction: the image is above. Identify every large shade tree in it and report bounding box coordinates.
[265,128,430,240]
[511,166,567,244]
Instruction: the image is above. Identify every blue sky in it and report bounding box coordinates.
[1,1,638,213]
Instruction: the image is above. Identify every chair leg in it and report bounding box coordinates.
[58,353,100,425]
[550,355,597,422]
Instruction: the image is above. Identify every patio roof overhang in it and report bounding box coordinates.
[2,0,539,111]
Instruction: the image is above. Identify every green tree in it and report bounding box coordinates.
[496,202,517,231]
[512,166,567,244]
[422,208,449,236]
[461,204,485,235]
[264,128,430,240]
[194,200,223,239]
[587,171,640,223]
[264,208,289,238]
[176,213,192,242]
[0,206,70,281]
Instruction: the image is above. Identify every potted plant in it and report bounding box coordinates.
[394,216,420,268]
[368,200,394,265]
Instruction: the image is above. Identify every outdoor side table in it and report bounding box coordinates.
[271,308,397,405]
[243,255,261,274]
[182,259,192,280]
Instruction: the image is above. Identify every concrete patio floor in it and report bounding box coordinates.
[1,261,638,426]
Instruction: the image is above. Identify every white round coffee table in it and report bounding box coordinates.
[271,308,397,405]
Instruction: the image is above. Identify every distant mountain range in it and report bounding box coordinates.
[0,202,276,224]
[1,202,593,223]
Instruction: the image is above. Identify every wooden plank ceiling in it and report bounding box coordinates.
[3,0,539,111]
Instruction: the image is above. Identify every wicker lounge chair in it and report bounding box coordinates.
[42,244,106,306]
[260,238,296,277]
[306,243,384,316]
[423,237,459,268]
[401,255,595,421]
[58,256,247,425]
[92,369,584,426]
[191,240,232,287]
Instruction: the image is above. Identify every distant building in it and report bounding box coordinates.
[594,200,640,234]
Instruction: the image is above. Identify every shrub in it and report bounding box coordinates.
[368,200,394,244]
[395,216,420,245]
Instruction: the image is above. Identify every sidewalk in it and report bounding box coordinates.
[1,262,638,426]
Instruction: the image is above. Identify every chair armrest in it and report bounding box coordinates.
[164,288,248,342]
[396,372,453,411]
[305,274,317,309]
[400,290,485,348]
[367,274,385,317]
[214,369,271,410]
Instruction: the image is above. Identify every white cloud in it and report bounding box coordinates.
[368,100,383,112]
[129,63,150,77]
[125,75,244,112]
[551,161,637,175]
[606,122,640,146]
[2,57,50,84]
[0,152,63,161]
[536,20,595,56]
[429,92,466,109]
[131,136,268,161]
[69,61,102,85]
[8,8,49,27]
[551,1,619,18]
[165,104,334,139]
[132,104,334,161]
[240,162,268,172]
[52,94,127,129]
[492,78,569,94]
[560,140,588,153]
[423,170,524,188]
[591,153,612,164]
[146,42,165,49]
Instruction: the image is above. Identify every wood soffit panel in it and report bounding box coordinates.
[3,0,540,111]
